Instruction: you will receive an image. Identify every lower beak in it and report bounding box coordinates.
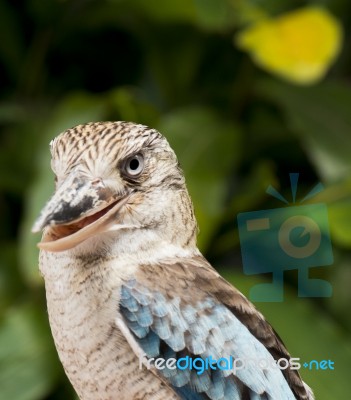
[32,174,129,252]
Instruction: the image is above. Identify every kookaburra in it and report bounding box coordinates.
[32,122,314,400]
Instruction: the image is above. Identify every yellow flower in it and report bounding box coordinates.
[236,7,343,84]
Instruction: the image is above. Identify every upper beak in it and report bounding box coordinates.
[32,173,129,252]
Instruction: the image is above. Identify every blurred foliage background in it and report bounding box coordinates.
[1,0,351,399]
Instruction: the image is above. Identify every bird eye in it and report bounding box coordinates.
[124,154,144,177]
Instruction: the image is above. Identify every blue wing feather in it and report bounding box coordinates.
[119,279,296,400]
[174,385,208,400]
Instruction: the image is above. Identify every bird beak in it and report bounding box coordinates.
[32,173,130,252]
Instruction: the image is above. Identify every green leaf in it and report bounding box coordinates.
[142,27,205,106]
[328,199,351,247]
[328,257,351,331]
[0,103,27,124]
[109,0,236,30]
[0,304,61,400]
[193,0,236,31]
[0,243,25,313]
[284,176,351,248]
[0,1,23,79]
[213,161,277,255]
[158,106,242,250]
[257,79,351,181]
[107,88,160,127]
[117,0,196,24]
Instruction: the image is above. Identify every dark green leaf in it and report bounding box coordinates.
[0,304,61,400]
[257,79,351,181]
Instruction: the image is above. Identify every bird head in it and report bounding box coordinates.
[32,122,197,253]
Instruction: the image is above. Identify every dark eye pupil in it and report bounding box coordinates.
[129,158,140,170]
